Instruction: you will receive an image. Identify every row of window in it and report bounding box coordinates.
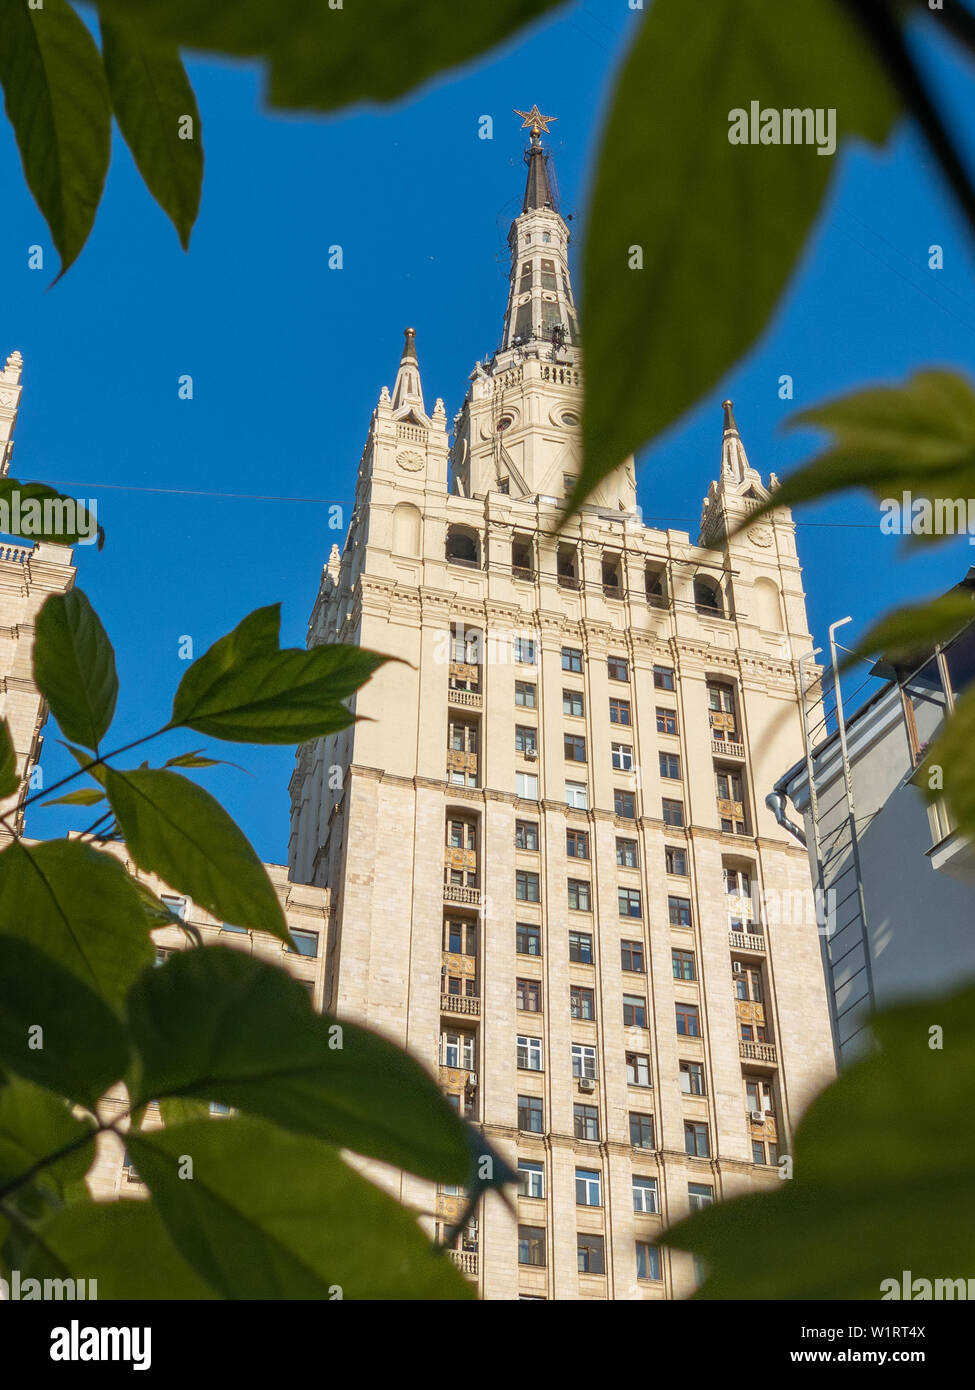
[513,1004,701,1070]
[514,693,679,734]
[515,824,690,876]
[517,1227,665,1279]
[153,898,320,958]
[514,1094,714,1157]
[514,876,692,926]
[516,979,698,1027]
[517,1163,713,1216]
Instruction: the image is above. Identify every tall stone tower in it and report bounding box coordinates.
[0,350,75,837]
[289,113,835,1300]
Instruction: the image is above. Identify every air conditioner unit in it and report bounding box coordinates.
[750,1110,765,1124]
[525,748,538,761]
[579,1077,596,1093]
[467,1071,478,1087]
[732,961,744,973]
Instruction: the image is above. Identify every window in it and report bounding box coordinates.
[659,752,681,780]
[618,887,642,918]
[441,1032,475,1069]
[518,1160,545,1199]
[515,820,539,851]
[656,707,678,735]
[221,922,248,935]
[608,656,629,682]
[680,1060,705,1096]
[563,688,584,717]
[515,680,537,707]
[689,1183,714,1211]
[516,870,540,902]
[288,928,319,958]
[445,918,476,955]
[209,1102,231,1116]
[515,772,538,800]
[717,770,743,801]
[516,922,541,956]
[629,1112,655,1149]
[662,798,685,828]
[515,725,537,755]
[517,1035,543,1071]
[746,1079,775,1115]
[609,697,631,725]
[616,837,638,868]
[564,733,587,762]
[653,665,675,691]
[566,828,589,859]
[449,721,478,755]
[665,846,688,875]
[571,1044,597,1080]
[611,742,634,771]
[576,1168,601,1207]
[672,948,695,980]
[669,896,692,927]
[614,789,636,819]
[570,985,595,1021]
[561,646,583,673]
[569,930,593,964]
[754,1140,779,1167]
[568,879,592,912]
[685,1121,710,1158]
[518,1226,546,1266]
[626,1052,651,1087]
[565,780,589,810]
[636,1242,661,1281]
[621,939,645,972]
[725,867,752,896]
[514,637,536,664]
[518,1095,543,1133]
[498,477,509,494]
[161,894,186,919]
[676,1002,700,1037]
[734,965,763,1002]
[623,995,647,1028]
[633,1177,658,1214]
[517,978,542,1013]
[573,1104,599,1141]
[708,683,734,712]
[154,947,170,966]
[447,818,476,850]
[577,1234,605,1275]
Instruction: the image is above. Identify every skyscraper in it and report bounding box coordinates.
[288,114,836,1299]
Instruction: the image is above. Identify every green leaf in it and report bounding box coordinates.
[129,947,478,1184]
[0,720,17,799]
[157,1096,209,1126]
[42,787,106,808]
[127,1118,472,1299]
[170,603,389,744]
[99,14,203,249]
[101,0,563,112]
[0,1076,95,1200]
[0,0,111,276]
[575,0,898,510]
[0,478,103,547]
[0,935,130,1108]
[921,689,975,842]
[58,740,107,786]
[735,370,975,540]
[15,1197,218,1299]
[843,589,975,672]
[0,838,153,1013]
[664,982,975,1298]
[34,590,118,751]
[163,749,221,769]
[104,767,289,941]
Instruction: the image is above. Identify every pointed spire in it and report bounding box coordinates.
[391,327,425,413]
[722,398,738,434]
[515,105,558,211]
[719,398,752,481]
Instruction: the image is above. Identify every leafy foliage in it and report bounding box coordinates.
[0,479,103,547]
[664,984,975,1299]
[0,592,490,1299]
[0,721,18,800]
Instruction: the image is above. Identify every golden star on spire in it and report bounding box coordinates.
[514,105,557,136]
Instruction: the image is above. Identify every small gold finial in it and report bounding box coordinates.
[514,105,557,137]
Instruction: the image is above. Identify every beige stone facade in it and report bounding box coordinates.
[288,126,837,1298]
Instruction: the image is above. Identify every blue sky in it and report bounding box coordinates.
[2,2,975,862]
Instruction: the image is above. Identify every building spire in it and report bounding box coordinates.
[391,327,425,413]
[501,109,578,353]
[720,397,753,481]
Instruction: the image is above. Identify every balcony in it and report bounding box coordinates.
[557,573,582,591]
[447,1250,479,1279]
[512,565,535,583]
[441,992,481,1017]
[711,738,745,760]
[729,928,766,953]
[444,884,481,906]
[739,1041,777,1065]
[448,686,482,710]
